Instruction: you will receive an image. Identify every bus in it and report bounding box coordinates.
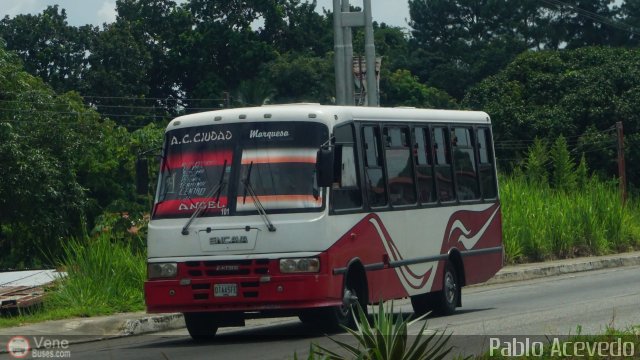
[141,104,503,340]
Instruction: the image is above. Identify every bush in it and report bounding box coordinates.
[48,233,146,316]
[311,302,453,360]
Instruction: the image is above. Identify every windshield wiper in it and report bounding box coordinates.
[242,161,276,232]
[182,160,227,235]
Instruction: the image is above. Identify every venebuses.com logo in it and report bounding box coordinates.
[5,336,71,359]
[6,336,30,358]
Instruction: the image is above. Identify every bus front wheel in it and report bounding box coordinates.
[300,269,367,330]
[184,312,218,341]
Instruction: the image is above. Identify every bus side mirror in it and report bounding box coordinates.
[316,147,335,188]
[136,158,149,195]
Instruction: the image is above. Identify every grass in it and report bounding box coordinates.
[0,233,146,328]
[501,175,640,264]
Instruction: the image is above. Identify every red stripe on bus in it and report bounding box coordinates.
[162,150,233,170]
[154,197,229,216]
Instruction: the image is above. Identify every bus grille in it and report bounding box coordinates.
[184,259,270,301]
[185,259,270,277]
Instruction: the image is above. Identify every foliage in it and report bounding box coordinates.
[48,233,146,315]
[312,302,453,360]
[0,44,158,269]
[501,174,640,264]
[406,0,639,100]
[261,52,334,104]
[381,69,457,109]
[524,138,549,186]
[0,6,96,94]
[0,46,91,268]
[550,135,577,192]
[464,47,640,189]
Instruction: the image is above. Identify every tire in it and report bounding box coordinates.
[301,270,367,331]
[434,262,459,315]
[184,312,219,342]
[410,292,434,316]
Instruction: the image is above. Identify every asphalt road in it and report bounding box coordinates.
[7,266,640,359]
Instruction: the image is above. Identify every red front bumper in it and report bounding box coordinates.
[145,258,342,314]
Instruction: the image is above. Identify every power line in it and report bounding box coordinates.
[540,0,640,37]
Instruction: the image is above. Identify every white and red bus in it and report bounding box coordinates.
[142,104,503,340]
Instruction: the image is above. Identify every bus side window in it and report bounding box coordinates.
[433,127,455,202]
[362,125,387,207]
[477,127,498,199]
[331,124,363,210]
[452,127,480,201]
[384,126,416,206]
[414,127,436,203]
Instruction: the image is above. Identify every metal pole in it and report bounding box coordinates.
[333,0,346,105]
[342,0,354,105]
[363,0,378,106]
[616,121,627,204]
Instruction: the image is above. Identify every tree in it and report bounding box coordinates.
[406,0,636,100]
[406,0,537,99]
[84,21,154,128]
[381,69,457,108]
[257,0,333,56]
[0,6,96,94]
[0,45,91,267]
[463,47,640,188]
[0,43,158,268]
[260,52,334,104]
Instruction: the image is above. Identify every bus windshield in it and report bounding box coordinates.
[153,121,329,219]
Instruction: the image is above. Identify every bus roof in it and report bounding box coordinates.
[166,104,491,131]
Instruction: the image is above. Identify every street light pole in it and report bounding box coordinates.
[332,0,377,106]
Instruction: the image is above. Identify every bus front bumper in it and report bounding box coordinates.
[144,272,342,314]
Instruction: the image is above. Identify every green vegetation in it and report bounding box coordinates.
[307,302,453,360]
[501,176,640,264]
[48,233,146,315]
[501,137,640,264]
[0,230,145,328]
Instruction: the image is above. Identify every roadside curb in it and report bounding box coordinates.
[485,251,640,285]
[0,313,186,353]
[121,313,185,336]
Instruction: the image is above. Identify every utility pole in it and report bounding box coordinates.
[616,121,627,204]
[333,0,378,106]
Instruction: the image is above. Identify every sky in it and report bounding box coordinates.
[1,0,412,29]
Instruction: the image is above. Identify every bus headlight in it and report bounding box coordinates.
[279,258,320,273]
[148,262,178,279]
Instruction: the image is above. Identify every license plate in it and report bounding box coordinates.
[214,283,237,297]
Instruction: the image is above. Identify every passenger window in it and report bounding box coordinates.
[362,125,387,207]
[331,124,363,210]
[452,127,480,200]
[477,127,498,199]
[414,127,436,203]
[433,127,455,202]
[384,126,416,206]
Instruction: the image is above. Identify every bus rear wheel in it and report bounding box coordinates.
[184,312,219,341]
[434,262,459,315]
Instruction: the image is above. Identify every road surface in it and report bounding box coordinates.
[3,266,639,359]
